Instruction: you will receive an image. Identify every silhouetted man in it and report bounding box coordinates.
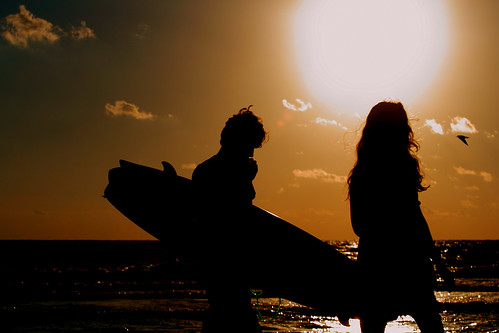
[192,106,267,333]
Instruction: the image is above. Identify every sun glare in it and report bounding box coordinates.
[294,0,450,115]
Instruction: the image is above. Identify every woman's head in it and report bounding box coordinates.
[361,101,415,154]
[220,105,267,152]
[348,101,427,193]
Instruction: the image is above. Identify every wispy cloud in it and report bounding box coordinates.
[282,99,312,112]
[293,169,346,183]
[480,171,493,182]
[465,185,480,191]
[311,208,336,217]
[454,166,477,176]
[181,163,197,170]
[454,166,493,182]
[485,130,497,139]
[424,119,444,135]
[426,208,459,218]
[451,116,478,134]
[315,117,348,130]
[424,117,479,135]
[460,200,478,209]
[105,101,154,120]
[1,5,63,47]
[70,21,95,40]
[1,5,95,48]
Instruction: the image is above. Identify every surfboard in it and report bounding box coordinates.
[104,160,359,317]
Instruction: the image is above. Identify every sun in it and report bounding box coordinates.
[294,0,450,115]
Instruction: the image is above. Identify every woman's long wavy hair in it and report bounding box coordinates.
[347,101,428,198]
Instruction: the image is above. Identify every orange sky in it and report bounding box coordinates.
[0,0,498,240]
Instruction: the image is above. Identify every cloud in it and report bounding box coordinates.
[426,208,459,218]
[282,99,312,112]
[105,101,154,120]
[1,5,64,47]
[480,171,493,182]
[181,163,197,170]
[282,99,297,111]
[315,117,348,130]
[424,117,479,135]
[424,119,444,135]
[485,130,497,139]
[454,166,477,176]
[293,168,347,183]
[460,200,478,209]
[70,21,95,40]
[311,208,336,217]
[450,117,478,134]
[1,6,96,47]
[454,166,493,182]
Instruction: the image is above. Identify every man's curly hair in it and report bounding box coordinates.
[220,105,268,149]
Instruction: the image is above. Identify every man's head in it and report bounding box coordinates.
[220,106,267,156]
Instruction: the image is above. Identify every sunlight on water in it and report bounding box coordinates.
[436,291,499,304]
[303,316,419,333]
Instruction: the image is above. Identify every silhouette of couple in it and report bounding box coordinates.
[192,102,454,333]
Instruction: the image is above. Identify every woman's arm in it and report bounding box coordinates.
[430,246,456,289]
[416,206,455,289]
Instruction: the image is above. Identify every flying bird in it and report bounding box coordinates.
[457,135,469,146]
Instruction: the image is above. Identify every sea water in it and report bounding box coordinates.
[0,240,497,332]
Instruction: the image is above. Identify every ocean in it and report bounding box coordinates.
[0,240,497,332]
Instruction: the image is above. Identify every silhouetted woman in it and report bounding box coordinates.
[347,101,453,332]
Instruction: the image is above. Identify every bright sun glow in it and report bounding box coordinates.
[294,0,450,115]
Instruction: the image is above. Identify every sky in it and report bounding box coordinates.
[0,0,498,240]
